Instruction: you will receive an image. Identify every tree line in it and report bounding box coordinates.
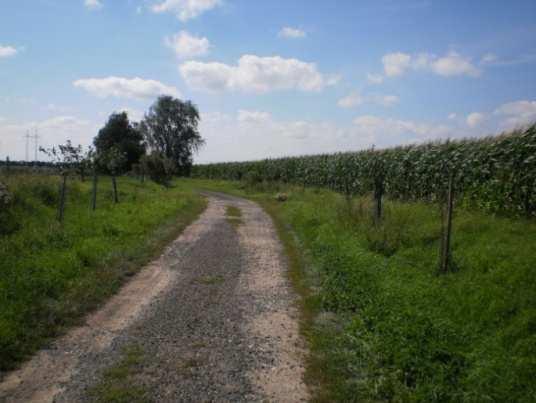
[1,95,205,224]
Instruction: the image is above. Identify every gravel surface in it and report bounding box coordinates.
[0,192,309,403]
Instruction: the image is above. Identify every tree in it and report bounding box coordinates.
[94,112,145,172]
[140,152,175,187]
[40,141,84,223]
[139,96,204,176]
[99,147,127,204]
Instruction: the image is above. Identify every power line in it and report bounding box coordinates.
[33,128,40,162]
[24,131,31,162]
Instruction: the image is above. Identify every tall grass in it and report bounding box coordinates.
[186,179,536,402]
[0,174,205,372]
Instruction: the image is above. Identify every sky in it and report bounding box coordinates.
[1,0,536,163]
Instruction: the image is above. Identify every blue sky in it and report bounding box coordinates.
[1,0,536,162]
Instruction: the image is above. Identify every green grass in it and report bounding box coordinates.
[89,344,150,403]
[225,205,243,227]
[0,173,206,372]
[181,178,536,403]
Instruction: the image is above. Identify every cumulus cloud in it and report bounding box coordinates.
[278,27,306,39]
[372,94,399,107]
[367,73,384,84]
[380,51,480,78]
[430,52,481,77]
[382,52,412,77]
[352,115,454,142]
[73,76,180,99]
[466,112,485,128]
[196,110,465,163]
[151,0,221,21]
[0,45,18,58]
[495,100,536,129]
[337,92,398,109]
[84,0,103,10]
[165,31,210,59]
[338,92,363,108]
[179,55,337,93]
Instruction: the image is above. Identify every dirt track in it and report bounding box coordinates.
[0,192,309,402]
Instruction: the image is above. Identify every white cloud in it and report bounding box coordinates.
[278,27,306,39]
[367,73,384,84]
[448,113,457,119]
[466,112,485,128]
[352,115,454,142]
[118,107,144,122]
[165,31,210,59]
[84,0,103,10]
[197,110,377,163]
[0,45,18,58]
[338,92,398,109]
[196,110,465,163]
[380,50,480,78]
[372,94,399,107]
[494,100,536,129]
[179,55,337,93]
[481,53,498,65]
[237,109,272,123]
[151,0,221,21]
[73,76,180,99]
[382,52,412,77]
[430,52,480,77]
[338,92,363,108]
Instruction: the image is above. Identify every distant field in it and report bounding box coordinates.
[0,174,206,371]
[185,178,536,402]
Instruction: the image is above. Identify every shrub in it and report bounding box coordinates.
[140,153,175,187]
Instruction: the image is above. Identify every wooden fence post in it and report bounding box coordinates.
[91,170,98,211]
[439,174,454,273]
[374,176,384,224]
[112,175,119,204]
[57,173,67,223]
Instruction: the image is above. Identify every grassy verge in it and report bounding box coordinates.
[89,344,149,403]
[225,205,243,227]
[0,174,206,373]
[181,178,536,402]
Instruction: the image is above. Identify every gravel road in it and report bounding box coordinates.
[0,192,309,402]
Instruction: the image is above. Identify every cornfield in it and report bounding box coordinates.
[193,124,536,216]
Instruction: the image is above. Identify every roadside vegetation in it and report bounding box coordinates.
[184,177,536,402]
[0,94,208,373]
[0,174,206,371]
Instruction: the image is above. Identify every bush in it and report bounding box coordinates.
[140,153,175,187]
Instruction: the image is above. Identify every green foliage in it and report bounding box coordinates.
[89,344,149,403]
[193,124,536,217]
[0,174,205,371]
[94,112,146,172]
[140,152,175,187]
[184,179,536,402]
[139,96,204,175]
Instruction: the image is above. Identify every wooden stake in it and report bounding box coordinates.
[91,170,98,211]
[374,176,384,224]
[57,174,67,223]
[440,174,454,273]
[112,175,119,204]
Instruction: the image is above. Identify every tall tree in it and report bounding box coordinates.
[94,112,145,172]
[139,96,204,176]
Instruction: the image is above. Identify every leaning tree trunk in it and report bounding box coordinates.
[112,175,119,204]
